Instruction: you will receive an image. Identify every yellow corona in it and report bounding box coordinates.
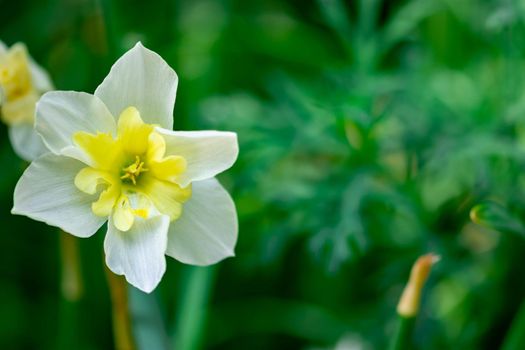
[74,106,191,231]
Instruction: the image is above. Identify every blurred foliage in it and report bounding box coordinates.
[2,0,525,349]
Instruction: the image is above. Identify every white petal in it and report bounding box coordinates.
[0,40,7,54]
[156,129,238,187]
[35,91,116,158]
[29,58,53,92]
[8,123,47,161]
[166,178,237,266]
[104,215,169,293]
[12,154,106,237]
[94,42,177,129]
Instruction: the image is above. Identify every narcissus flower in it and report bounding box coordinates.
[12,43,239,292]
[0,41,53,160]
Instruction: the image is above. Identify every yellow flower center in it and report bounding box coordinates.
[73,106,192,232]
[0,44,38,125]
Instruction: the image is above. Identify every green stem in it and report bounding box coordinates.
[59,231,83,302]
[172,266,216,350]
[389,315,416,350]
[105,267,136,350]
[99,0,121,60]
[57,295,78,350]
[57,231,83,349]
[501,296,525,350]
[358,0,381,36]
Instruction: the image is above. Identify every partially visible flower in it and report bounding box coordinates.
[0,41,53,161]
[12,43,238,293]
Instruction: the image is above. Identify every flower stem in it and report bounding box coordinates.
[172,266,216,350]
[501,296,525,350]
[57,231,83,349]
[105,267,136,350]
[59,231,83,302]
[389,315,416,350]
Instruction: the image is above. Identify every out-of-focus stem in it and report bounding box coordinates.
[389,253,439,350]
[80,0,109,57]
[390,316,416,350]
[59,230,83,302]
[57,231,84,349]
[501,297,525,350]
[105,267,136,350]
[358,0,381,35]
[172,266,216,350]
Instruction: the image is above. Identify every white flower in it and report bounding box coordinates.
[0,41,53,161]
[12,43,239,292]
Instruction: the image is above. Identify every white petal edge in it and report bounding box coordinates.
[8,123,47,161]
[166,178,238,266]
[35,91,116,162]
[29,57,53,92]
[105,215,170,293]
[12,153,106,237]
[156,129,238,187]
[95,42,178,129]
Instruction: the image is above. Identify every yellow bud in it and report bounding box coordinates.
[397,253,439,318]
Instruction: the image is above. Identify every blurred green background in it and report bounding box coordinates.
[2,0,525,349]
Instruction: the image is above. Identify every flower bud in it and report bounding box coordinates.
[470,201,525,235]
[397,254,439,318]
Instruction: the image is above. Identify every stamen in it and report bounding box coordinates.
[120,156,149,185]
[132,208,149,218]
